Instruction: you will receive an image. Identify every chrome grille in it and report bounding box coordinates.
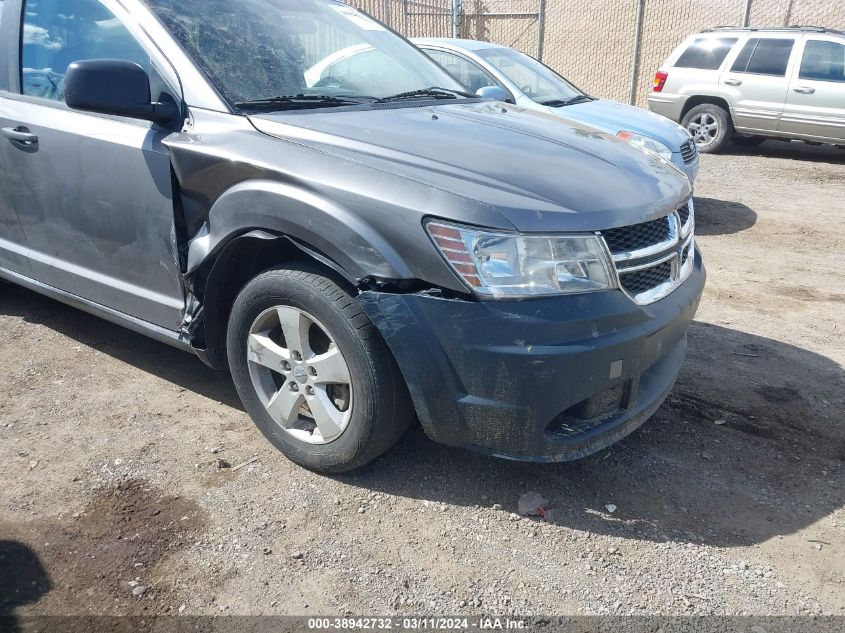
[680,140,698,164]
[600,200,696,305]
[602,216,671,253]
[682,238,693,263]
[619,260,672,296]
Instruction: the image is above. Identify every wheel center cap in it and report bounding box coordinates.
[293,365,308,383]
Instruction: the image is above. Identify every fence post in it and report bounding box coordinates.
[452,0,462,39]
[741,0,752,27]
[402,0,409,35]
[536,0,546,61]
[628,0,646,105]
[783,0,795,27]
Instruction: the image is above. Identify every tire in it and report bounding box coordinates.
[732,135,766,147]
[227,261,413,473]
[682,103,731,153]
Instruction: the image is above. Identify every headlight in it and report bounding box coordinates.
[617,131,673,162]
[426,221,616,298]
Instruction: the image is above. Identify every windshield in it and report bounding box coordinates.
[476,47,584,103]
[143,0,465,108]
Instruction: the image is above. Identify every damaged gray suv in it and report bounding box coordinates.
[0,0,705,472]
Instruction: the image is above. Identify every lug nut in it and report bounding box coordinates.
[289,383,299,392]
[308,367,317,377]
[281,360,291,371]
[306,386,315,396]
[292,351,302,361]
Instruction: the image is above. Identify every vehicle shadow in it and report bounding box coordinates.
[692,196,756,236]
[0,540,52,632]
[344,321,844,548]
[0,283,241,410]
[724,139,845,164]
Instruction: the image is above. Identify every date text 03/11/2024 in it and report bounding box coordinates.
[307,617,528,629]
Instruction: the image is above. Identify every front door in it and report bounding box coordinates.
[0,0,34,278]
[0,0,185,329]
[720,36,797,134]
[780,36,845,142]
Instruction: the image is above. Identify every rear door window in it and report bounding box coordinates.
[731,38,795,76]
[799,40,845,82]
[674,38,737,70]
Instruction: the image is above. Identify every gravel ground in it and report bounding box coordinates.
[1,140,843,620]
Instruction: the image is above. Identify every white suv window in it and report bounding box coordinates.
[730,38,795,76]
[675,37,737,70]
[799,40,845,82]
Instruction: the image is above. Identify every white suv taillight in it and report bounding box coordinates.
[653,71,668,92]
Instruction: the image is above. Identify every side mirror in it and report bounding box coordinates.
[475,85,513,103]
[64,59,178,125]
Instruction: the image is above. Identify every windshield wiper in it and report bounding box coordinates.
[374,87,477,103]
[235,95,367,111]
[541,94,596,107]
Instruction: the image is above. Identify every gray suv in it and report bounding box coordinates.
[0,0,704,472]
[649,27,845,153]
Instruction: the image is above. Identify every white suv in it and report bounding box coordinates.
[648,27,845,153]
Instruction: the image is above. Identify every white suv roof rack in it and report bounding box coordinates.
[702,26,844,35]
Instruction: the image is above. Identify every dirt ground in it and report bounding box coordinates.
[1,140,843,620]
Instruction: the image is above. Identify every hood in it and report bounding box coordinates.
[550,99,691,151]
[249,101,691,232]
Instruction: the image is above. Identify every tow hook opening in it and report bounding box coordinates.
[546,377,641,439]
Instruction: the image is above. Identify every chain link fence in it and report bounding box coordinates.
[346,0,845,105]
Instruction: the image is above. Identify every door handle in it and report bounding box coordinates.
[724,78,742,86]
[793,86,815,94]
[2,126,39,147]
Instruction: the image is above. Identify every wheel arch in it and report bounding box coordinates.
[178,178,421,368]
[186,229,358,369]
[680,96,734,127]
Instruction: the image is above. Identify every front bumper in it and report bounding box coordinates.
[358,251,705,462]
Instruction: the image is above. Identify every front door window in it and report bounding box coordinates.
[21,0,151,102]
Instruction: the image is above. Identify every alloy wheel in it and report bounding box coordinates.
[687,113,719,148]
[246,305,353,444]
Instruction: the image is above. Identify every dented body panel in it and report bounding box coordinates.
[0,91,185,330]
[359,252,705,460]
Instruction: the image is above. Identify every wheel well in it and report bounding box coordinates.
[189,232,355,369]
[680,96,733,126]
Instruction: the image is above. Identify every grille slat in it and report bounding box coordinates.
[619,260,672,296]
[601,216,671,253]
[680,140,698,164]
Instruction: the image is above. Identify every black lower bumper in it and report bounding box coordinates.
[358,252,705,461]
